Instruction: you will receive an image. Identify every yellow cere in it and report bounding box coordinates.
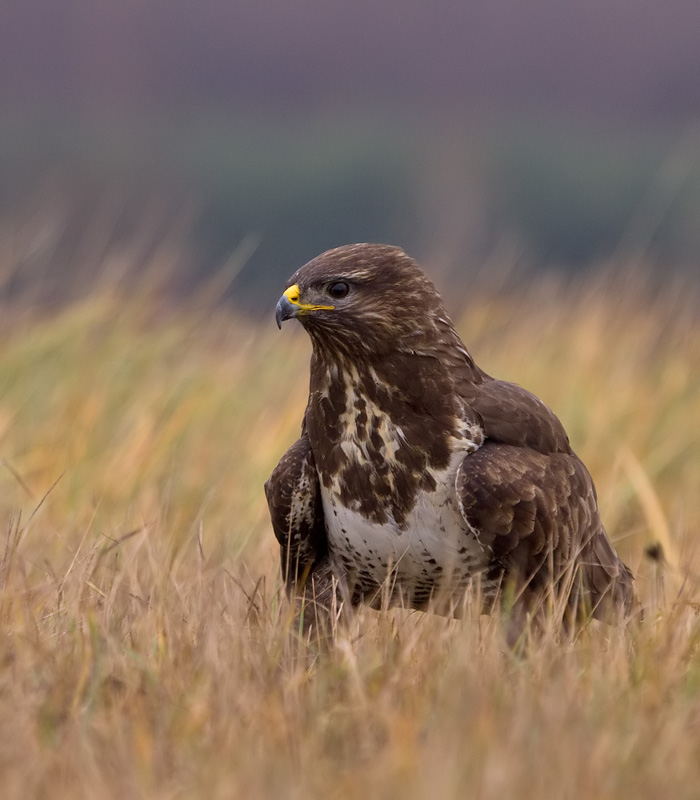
[284,283,334,313]
[284,284,301,304]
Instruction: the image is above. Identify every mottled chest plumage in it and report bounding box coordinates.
[267,243,636,631]
[320,453,488,606]
[307,368,488,605]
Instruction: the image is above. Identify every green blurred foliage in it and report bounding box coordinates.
[2,110,700,304]
[486,118,700,264]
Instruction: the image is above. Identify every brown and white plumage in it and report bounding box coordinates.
[265,243,635,636]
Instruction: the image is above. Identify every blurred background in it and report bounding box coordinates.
[2,0,700,306]
[3,10,700,792]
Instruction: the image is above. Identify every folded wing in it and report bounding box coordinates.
[456,376,635,621]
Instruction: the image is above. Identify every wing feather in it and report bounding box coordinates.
[456,442,635,619]
[264,434,328,593]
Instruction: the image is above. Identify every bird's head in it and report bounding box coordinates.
[275,243,448,355]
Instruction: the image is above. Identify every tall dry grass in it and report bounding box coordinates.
[0,252,699,799]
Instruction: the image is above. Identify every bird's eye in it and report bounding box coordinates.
[327,281,349,299]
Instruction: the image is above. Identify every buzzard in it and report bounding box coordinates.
[265,244,635,639]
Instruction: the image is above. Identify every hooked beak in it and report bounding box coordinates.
[274,283,334,329]
[275,294,298,329]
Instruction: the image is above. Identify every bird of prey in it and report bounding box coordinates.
[265,243,635,639]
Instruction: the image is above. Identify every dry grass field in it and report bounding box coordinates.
[1,259,700,799]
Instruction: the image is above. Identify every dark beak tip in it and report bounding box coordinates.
[275,295,297,329]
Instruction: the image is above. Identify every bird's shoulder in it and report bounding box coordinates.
[461,377,572,455]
